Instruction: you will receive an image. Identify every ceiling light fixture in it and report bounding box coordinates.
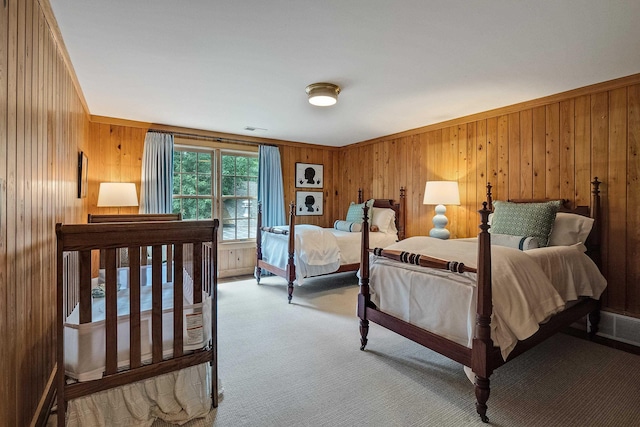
[305,82,341,107]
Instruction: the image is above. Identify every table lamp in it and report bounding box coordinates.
[97,182,139,213]
[423,181,460,239]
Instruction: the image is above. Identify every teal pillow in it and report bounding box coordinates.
[491,200,561,247]
[345,199,374,223]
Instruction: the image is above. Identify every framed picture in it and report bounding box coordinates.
[296,191,323,216]
[295,162,323,188]
[78,151,88,198]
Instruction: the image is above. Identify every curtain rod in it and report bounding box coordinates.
[147,129,276,147]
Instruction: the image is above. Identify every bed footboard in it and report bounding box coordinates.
[56,219,219,426]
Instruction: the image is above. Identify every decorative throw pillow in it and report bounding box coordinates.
[334,220,362,232]
[490,233,539,251]
[345,199,375,223]
[490,200,561,247]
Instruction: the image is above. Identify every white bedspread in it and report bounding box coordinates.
[368,237,607,360]
[262,224,397,284]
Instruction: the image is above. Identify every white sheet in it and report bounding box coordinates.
[367,237,606,360]
[64,268,212,381]
[261,224,398,284]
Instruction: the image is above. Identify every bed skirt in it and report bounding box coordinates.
[66,363,222,427]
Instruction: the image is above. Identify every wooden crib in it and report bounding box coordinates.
[56,218,218,425]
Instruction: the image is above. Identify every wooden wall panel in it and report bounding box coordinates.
[338,75,640,318]
[1,0,90,424]
[628,84,640,315]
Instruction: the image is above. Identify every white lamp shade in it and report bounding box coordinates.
[97,182,139,207]
[423,181,460,206]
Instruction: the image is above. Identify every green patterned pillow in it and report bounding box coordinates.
[345,199,374,223]
[491,200,561,247]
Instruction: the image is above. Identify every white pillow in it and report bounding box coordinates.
[371,207,396,233]
[334,220,362,232]
[491,233,539,251]
[548,212,594,248]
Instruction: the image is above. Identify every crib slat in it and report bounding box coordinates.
[79,250,92,323]
[193,243,202,304]
[173,244,184,357]
[167,244,174,283]
[105,248,118,375]
[129,246,142,369]
[152,245,163,363]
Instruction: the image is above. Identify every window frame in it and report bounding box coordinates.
[172,144,258,243]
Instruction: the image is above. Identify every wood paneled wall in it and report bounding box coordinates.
[1,0,90,424]
[339,75,640,318]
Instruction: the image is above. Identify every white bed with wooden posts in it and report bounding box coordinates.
[358,178,606,422]
[256,188,406,302]
[56,216,218,426]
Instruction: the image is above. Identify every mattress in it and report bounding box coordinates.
[367,237,607,360]
[64,267,212,381]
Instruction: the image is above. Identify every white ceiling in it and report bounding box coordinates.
[49,0,640,147]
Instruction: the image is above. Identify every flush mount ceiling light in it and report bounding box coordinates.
[305,82,341,106]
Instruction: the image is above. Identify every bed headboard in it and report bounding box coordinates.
[370,187,406,240]
[484,178,602,266]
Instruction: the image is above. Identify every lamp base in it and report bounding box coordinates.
[429,204,450,240]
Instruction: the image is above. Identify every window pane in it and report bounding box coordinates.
[236,157,248,177]
[248,157,258,177]
[236,199,250,219]
[236,218,249,240]
[173,152,182,173]
[198,174,212,196]
[198,199,212,219]
[223,198,236,217]
[182,198,198,220]
[182,151,197,173]
[182,174,196,195]
[248,176,257,197]
[173,175,180,195]
[248,199,258,219]
[197,153,211,174]
[172,199,181,214]
[222,155,235,176]
[249,217,257,238]
[222,220,236,240]
[235,179,248,196]
[222,176,234,196]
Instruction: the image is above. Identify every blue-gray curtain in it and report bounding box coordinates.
[257,145,285,226]
[139,131,174,214]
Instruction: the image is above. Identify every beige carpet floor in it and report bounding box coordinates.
[151,272,640,427]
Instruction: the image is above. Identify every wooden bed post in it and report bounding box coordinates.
[358,205,371,350]
[398,187,406,240]
[473,201,493,423]
[286,202,296,303]
[588,177,602,338]
[256,202,263,284]
[358,188,363,204]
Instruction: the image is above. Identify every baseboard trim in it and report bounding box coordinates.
[562,327,640,356]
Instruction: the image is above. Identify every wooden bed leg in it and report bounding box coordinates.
[359,318,369,350]
[287,281,294,303]
[474,375,490,423]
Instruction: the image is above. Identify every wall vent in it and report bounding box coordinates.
[589,311,640,347]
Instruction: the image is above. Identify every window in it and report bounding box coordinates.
[221,153,259,240]
[172,147,258,242]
